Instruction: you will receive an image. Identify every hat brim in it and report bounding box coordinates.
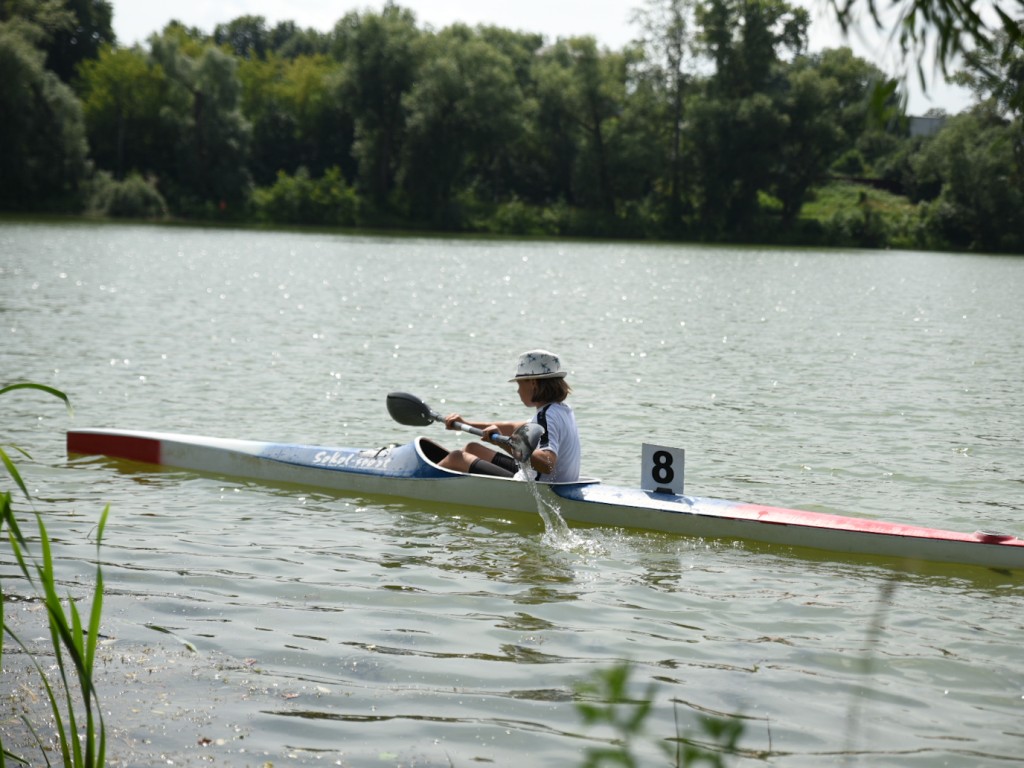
[509,371,567,382]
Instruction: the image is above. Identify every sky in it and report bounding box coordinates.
[109,0,974,115]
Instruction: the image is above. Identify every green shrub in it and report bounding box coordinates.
[86,171,168,219]
[252,166,360,227]
[487,198,552,236]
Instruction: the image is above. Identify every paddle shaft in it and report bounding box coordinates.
[434,414,516,449]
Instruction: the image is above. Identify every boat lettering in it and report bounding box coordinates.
[313,450,350,467]
[312,450,391,470]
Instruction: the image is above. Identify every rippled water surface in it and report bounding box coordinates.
[2,221,1023,766]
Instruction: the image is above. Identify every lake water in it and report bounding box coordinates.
[2,221,1023,766]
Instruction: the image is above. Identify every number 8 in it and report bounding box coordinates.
[652,450,674,484]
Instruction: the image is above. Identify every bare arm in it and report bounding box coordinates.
[444,414,525,437]
[528,447,557,474]
[444,413,554,471]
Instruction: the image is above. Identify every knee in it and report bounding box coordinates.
[439,449,472,472]
[465,442,493,460]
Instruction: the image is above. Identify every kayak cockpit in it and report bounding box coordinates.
[413,436,600,487]
[416,437,455,467]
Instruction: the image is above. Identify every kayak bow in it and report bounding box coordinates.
[66,428,1024,571]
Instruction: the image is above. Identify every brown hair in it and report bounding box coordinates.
[532,377,572,404]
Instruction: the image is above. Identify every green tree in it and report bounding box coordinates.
[531,42,583,206]
[605,45,671,233]
[830,0,1023,77]
[213,14,269,60]
[952,24,1024,119]
[0,0,74,39]
[687,92,787,234]
[398,25,526,227]
[771,66,846,226]
[2,0,115,81]
[687,0,809,235]
[76,44,168,180]
[916,109,1024,251]
[237,52,295,183]
[0,17,89,209]
[469,25,548,206]
[568,37,625,218]
[534,36,628,220]
[333,5,422,214]
[773,47,893,225]
[632,0,699,230]
[811,47,897,145]
[267,20,328,59]
[149,25,252,214]
[42,0,113,80]
[239,52,355,185]
[698,0,808,98]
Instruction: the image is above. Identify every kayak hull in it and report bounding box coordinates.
[66,428,1024,571]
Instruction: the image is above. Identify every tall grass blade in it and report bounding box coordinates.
[0,448,32,501]
[0,383,72,413]
[1,379,107,767]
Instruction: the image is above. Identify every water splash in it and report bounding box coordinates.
[518,463,604,554]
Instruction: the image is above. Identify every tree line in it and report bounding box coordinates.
[1,0,1021,252]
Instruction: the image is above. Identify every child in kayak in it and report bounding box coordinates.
[437,349,581,483]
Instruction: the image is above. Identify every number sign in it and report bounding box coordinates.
[641,443,684,496]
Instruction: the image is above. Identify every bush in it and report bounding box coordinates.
[251,166,360,227]
[831,149,867,175]
[822,205,889,247]
[486,198,553,236]
[86,171,168,219]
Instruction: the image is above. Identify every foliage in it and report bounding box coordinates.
[74,44,169,181]
[485,198,556,236]
[574,661,743,767]
[42,0,114,82]
[771,65,847,225]
[334,5,422,213]
[0,17,89,211]
[829,0,1023,78]
[147,27,252,216]
[1,382,108,767]
[2,0,1023,251]
[631,0,699,229]
[800,180,918,247]
[251,166,359,227]
[237,52,354,185]
[85,170,168,218]
[914,110,1024,251]
[951,24,1024,120]
[399,24,527,227]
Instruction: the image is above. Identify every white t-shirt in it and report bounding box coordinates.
[531,402,580,483]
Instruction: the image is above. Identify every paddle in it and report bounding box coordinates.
[386,391,544,462]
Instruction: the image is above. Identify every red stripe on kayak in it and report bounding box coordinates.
[731,502,1023,545]
[67,431,162,465]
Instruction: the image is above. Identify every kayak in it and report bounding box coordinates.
[66,427,1024,571]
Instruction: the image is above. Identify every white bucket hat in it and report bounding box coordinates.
[509,349,567,381]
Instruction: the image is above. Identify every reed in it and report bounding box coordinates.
[1,382,107,767]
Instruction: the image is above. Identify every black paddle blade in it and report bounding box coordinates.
[386,391,439,427]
